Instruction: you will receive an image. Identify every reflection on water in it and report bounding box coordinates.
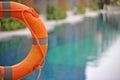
[0,36,32,66]
[0,13,120,80]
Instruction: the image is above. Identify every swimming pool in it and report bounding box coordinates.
[0,13,120,80]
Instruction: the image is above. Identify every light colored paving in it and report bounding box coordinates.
[41,10,100,31]
[0,10,100,40]
[0,28,31,40]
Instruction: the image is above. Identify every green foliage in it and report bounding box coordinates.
[97,0,110,9]
[0,18,26,31]
[12,0,22,2]
[88,3,99,11]
[54,7,67,20]
[104,0,110,5]
[35,8,41,14]
[117,0,120,5]
[47,6,54,14]
[46,6,67,20]
[77,6,86,14]
[98,1,104,9]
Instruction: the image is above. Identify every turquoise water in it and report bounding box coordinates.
[0,13,120,80]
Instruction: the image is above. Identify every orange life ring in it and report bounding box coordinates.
[0,1,48,80]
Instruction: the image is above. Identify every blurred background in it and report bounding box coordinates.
[0,0,120,80]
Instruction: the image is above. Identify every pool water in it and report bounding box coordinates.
[0,13,120,80]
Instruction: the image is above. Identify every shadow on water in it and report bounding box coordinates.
[0,13,120,80]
